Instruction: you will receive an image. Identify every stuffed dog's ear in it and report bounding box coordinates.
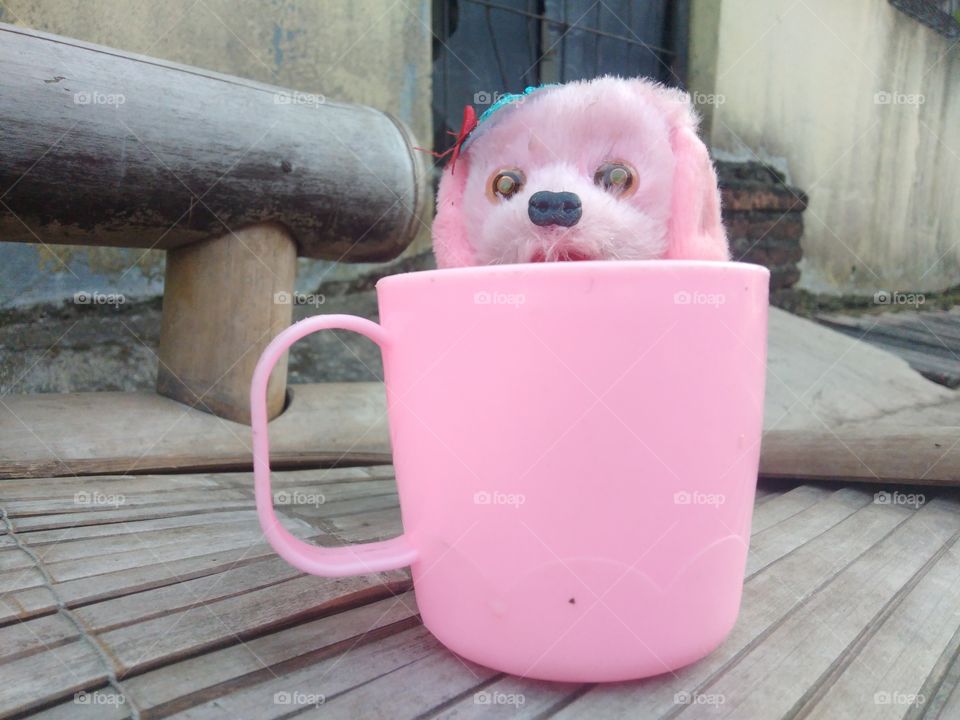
[433,159,477,267]
[639,82,728,261]
[664,122,729,260]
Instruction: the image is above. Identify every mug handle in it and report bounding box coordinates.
[251,314,418,576]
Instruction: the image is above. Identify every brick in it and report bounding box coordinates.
[766,244,797,266]
[770,266,801,291]
[724,213,804,242]
[715,160,786,184]
[721,186,808,212]
[735,247,769,265]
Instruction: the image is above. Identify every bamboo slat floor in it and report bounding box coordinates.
[2,466,959,719]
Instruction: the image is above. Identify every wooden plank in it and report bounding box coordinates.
[0,546,35,572]
[33,520,274,563]
[0,22,425,260]
[0,473,220,499]
[0,383,391,479]
[53,540,299,607]
[309,646,497,720]
[283,493,401,526]
[4,489,250,518]
[925,650,960,719]
[30,688,131,720]
[0,639,108,717]
[125,593,418,716]
[761,427,960,485]
[19,511,262,546]
[0,539,307,623]
[799,532,960,718]
[326,506,404,543]
[71,555,304,633]
[204,464,397,487]
[0,612,78,664]
[3,467,396,535]
[0,584,59,624]
[9,501,254,532]
[670,499,960,718]
[553,493,915,717]
[43,530,289,584]
[261,481,397,515]
[748,484,834,533]
[746,487,874,576]
[426,675,583,718]
[751,484,782,503]
[0,464,402,618]
[0,566,47,592]
[98,572,410,675]
[166,624,443,720]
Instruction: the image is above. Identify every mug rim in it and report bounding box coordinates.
[377,260,770,290]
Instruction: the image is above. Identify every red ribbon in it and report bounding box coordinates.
[414,105,478,174]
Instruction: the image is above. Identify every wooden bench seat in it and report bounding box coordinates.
[0,22,426,425]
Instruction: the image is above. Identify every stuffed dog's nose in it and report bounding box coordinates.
[528,191,582,227]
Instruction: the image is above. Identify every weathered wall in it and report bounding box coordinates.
[689,0,959,295]
[0,0,432,308]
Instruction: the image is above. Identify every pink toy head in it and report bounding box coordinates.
[432,76,729,266]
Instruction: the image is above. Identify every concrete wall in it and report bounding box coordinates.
[0,0,432,308]
[690,0,960,295]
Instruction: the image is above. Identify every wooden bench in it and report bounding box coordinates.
[0,22,425,442]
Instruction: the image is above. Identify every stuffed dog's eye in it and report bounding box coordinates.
[489,169,525,201]
[594,162,637,197]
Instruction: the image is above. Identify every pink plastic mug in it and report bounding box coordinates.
[252,260,769,682]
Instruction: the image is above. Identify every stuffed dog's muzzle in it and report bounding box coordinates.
[528,191,582,228]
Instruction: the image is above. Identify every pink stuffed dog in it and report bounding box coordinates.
[432,76,728,266]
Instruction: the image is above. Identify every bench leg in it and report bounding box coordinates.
[157,223,297,424]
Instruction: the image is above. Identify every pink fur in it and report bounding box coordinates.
[432,76,729,267]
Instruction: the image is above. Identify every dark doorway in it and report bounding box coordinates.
[430,0,689,155]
